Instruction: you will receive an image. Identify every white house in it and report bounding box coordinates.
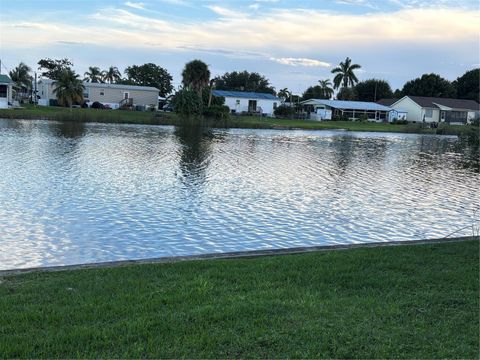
[0,74,13,109]
[37,79,160,109]
[390,96,480,124]
[212,90,280,116]
[300,99,399,122]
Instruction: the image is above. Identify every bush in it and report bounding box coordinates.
[91,101,105,109]
[203,105,230,119]
[274,105,295,118]
[392,119,408,125]
[172,88,203,116]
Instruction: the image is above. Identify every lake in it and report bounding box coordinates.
[0,119,478,270]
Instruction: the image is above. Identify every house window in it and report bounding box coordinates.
[124,92,129,99]
[236,100,240,105]
[83,91,89,99]
[0,85,6,98]
[425,109,433,118]
[273,102,278,109]
[100,90,105,96]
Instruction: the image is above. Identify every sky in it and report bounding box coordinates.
[0,0,478,94]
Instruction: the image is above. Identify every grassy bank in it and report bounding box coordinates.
[0,239,478,358]
[0,104,471,135]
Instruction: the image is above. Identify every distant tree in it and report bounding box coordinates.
[302,85,328,100]
[182,60,211,97]
[401,73,456,98]
[9,62,33,100]
[278,88,291,102]
[354,79,393,102]
[318,79,334,99]
[103,66,122,84]
[393,89,403,98]
[214,71,276,95]
[336,87,358,101]
[125,63,173,97]
[37,58,73,80]
[455,68,479,101]
[53,68,84,108]
[84,66,104,83]
[331,57,361,89]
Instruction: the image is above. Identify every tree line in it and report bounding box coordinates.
[7,57,479,109]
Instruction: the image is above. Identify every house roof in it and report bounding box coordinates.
[212,90,279,100]
[0,74,13,84]
[405,96,480,111]
[376,98,399,106]
[301,99,392,111]
[39,78,159,92]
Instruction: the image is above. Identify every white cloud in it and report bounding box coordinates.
[125,1,145,10]
[1,7,478,57]
[270,57,331,67]
[206,5,242,18]
[249,3,260,10]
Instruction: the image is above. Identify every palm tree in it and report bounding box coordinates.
[331,57,361,89]
[9,62,33,101]
[103,66,121,84]
[318,79,334,99]
[84,66,104,83]
[181,60,210,97]
[278,88,291,103]
[53,69,85,109]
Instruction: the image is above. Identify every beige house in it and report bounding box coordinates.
[37,79,159,109]
[0,74,13,109]
[390,96,480,124]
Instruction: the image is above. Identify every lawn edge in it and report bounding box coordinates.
[2,236,477,276]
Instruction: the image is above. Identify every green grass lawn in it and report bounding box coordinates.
[0,239,478,358]
[0,104,469,135]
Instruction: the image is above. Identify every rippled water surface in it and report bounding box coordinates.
[0,119,478,270]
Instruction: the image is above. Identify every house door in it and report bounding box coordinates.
[124,92,129,99]
[248,100,257,112]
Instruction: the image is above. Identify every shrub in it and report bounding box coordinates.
[274,105,295,118]
[392,119,408,125]
[172,88,203,116]
[203,105,230,119]
[91,101,105,109]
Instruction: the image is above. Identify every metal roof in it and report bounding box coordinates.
[212,90,279,100]
[0,74,13,84]
[39,78,159,92]
[301,99,392,111]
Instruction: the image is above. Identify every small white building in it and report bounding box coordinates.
[0,74,13,109]
[300,99,397,122]
[212,90,280,116]
[37,79,160,109]
[390,96,480,124]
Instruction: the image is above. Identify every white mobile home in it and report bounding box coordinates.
[212,90,280,116]
[37,79,160,109]
[300,99,396,122]
[391,96,480,124]
[0,75,13,109]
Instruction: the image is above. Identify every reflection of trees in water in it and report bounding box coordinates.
[330,136,355,175]
[456,129,479,172]
[51,121,87,139]
[174,125,215,187]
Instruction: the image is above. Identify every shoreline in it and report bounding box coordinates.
[0,105,474,136]
[1,236,476,276]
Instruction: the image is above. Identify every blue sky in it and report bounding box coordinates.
[0,0,478,94]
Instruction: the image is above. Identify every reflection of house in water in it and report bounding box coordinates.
[300,99,401,122]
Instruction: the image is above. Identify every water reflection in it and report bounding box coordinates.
[0,119,478,270]
[174,126,214,187]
